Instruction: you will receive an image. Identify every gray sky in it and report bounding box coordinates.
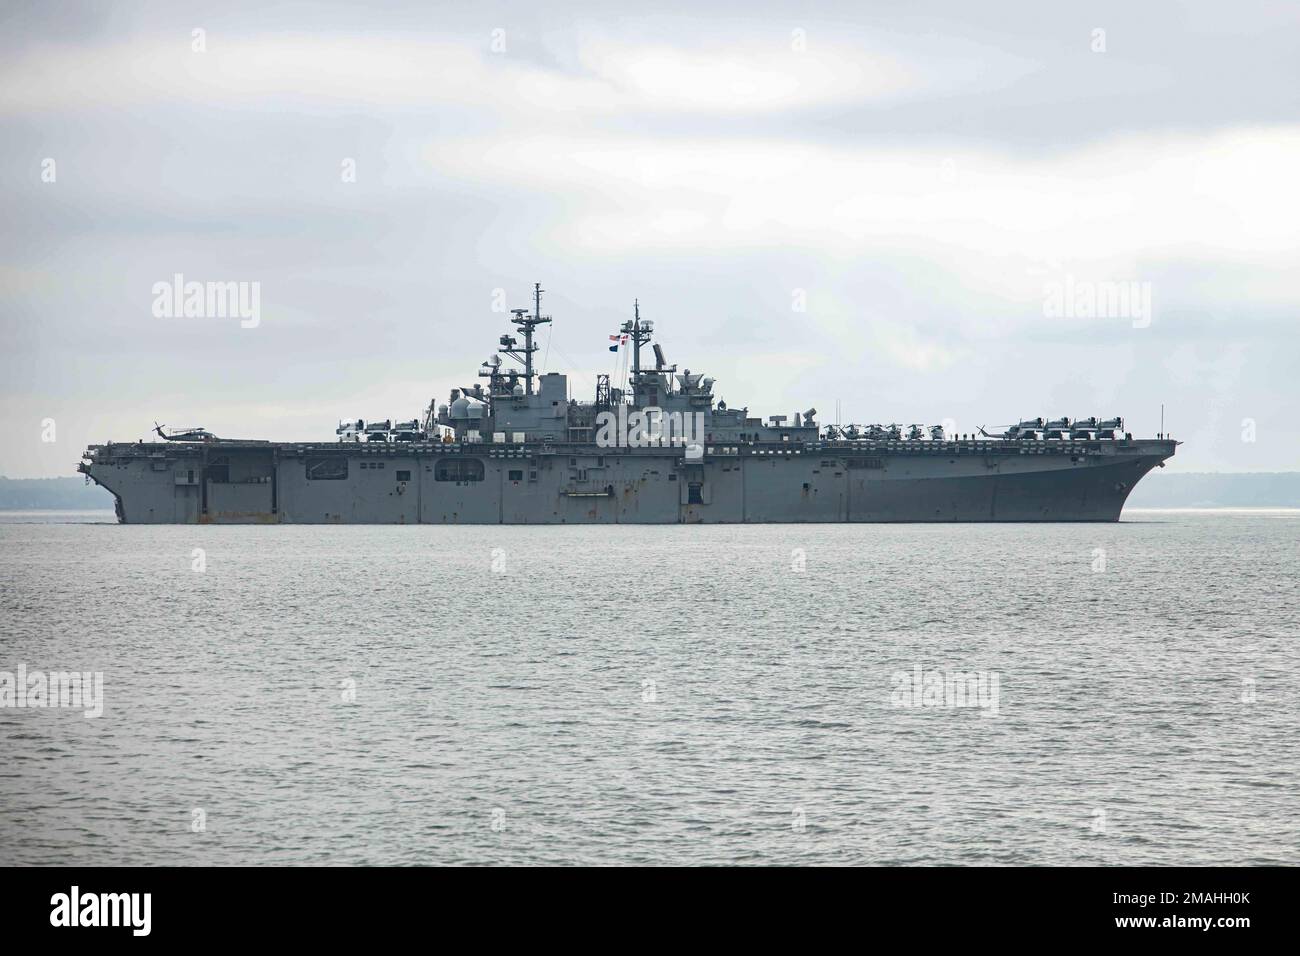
[3,0,1298,477]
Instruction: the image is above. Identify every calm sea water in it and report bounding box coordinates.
[1,509,1297,866]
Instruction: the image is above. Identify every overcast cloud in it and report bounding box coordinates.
[2,0,1298,476]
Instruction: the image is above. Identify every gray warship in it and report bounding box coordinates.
[80,284,1176,523]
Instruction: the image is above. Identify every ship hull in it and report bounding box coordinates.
[80,438,1175,524]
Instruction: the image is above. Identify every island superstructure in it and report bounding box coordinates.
[81,283,1176,523]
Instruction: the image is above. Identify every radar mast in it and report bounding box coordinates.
[498,282,552,395]
[622,299,654,386]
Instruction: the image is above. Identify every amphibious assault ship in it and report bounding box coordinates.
[81,284,1176,524]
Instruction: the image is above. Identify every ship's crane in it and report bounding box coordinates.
[652,342,676,376]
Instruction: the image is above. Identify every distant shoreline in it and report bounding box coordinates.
[1125,506,1300,512]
